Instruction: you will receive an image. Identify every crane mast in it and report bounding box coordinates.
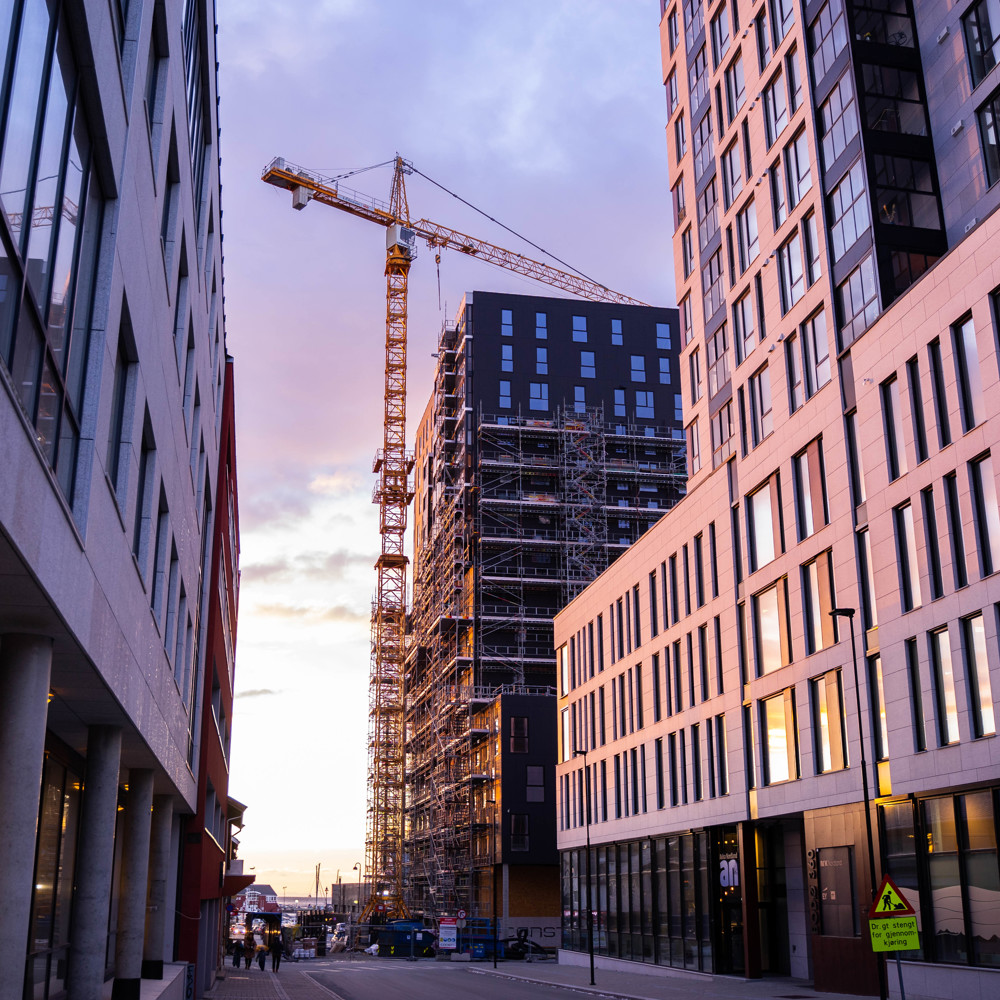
[261,155,647,924]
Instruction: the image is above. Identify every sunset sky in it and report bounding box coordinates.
[217,0,678,897]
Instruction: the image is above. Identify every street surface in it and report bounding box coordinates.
[206,953,870,1000]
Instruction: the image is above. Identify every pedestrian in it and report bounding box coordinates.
[232,939,244,968]
[270,935,282,972]
[257,944,266,971]
[244,940,252,969]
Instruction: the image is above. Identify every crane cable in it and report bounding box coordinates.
[408,165,606,290]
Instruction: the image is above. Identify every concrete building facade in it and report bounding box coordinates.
[554,1,1000,998]
[0,1,239,998]
[405,291,685,939]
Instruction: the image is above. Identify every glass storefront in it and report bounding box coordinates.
[561,827,741,972]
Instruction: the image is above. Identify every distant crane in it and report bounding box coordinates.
[262,155,646,923]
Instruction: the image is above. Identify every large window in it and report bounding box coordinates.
[829,159,870,262]
[778,231,805,314]
[753,581,788,676]
[737,199,759,272]
[953,316,985,431]
[970,452,1000,576]
[785,130,812,208]
[894,502,922,613]
[707,324,730,397]
[863,64,930,138]
[725,51,746,123]
[793,439,827,540]
[748,364,773,447]
[930,627,960,746]
[810,0,848,84]
[811,669,847,772]
[873,154,941,230]
[962,613,996,737]
[881,375,908,481]
[763,70,789,147]
[722,140,743,209]
[734,291,756,365]
[819,71,859,169]
[748,480,778,570]
[529,382,548,411]
[690,45,710,109]
[964,0,1000,87]
[802,550,835,655]
[836,253,879,349]
[693,111,715,179]
[801,309,831,397]
[702,249,724,320]
[0,2,103,502]
[697,178,719,249]
[761,687,797,783]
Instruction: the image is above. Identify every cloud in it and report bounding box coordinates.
[242,548,374,584]
[236,688,278,699]
[253,602,367,624]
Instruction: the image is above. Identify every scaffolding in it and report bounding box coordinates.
[404,323,686,922]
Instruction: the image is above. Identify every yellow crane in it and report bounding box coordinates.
[261,155,647,923]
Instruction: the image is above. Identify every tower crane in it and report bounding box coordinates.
[261,155,648,924]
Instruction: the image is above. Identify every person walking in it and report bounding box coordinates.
[244,939,252,969]
[270,935,282,972]
[232,939,244,968]
[257,943,266,971]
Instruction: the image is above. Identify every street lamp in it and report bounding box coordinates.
[487,797,498,968]
[353,862,362,947]
[830,607,887,1000]
[572,746,595,987]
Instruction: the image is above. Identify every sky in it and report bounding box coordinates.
[217,0,677,898]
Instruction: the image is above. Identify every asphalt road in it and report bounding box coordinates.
[302,958,581,1000]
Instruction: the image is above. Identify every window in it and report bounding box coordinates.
[690,45,709,110]
[904,637,926,751]
[754,581,788,676]
[873,154,941,230]
[529,382,548,411]
[690,347,702,402]
[535,312,547,338]
[819,72,859,174]
[862,64,930,138]
[708,324,730,396]
[501,308,513,336]
[725,51,746,123]
[510,814,529,852]
[630,355,646,382]
[785,130,812,207]
[930,627,960,745]
[978,84,1000,185]
[659,357,672,384]
[845,410,866,505]
[703,248,724,319]
[574,385,586,413]
[881,375,908,481]
[611,317,622,345]
[770,0,794,46]
[711,401,735,468]
[756,8,772,70]
[803,212,822,285]
[656,321,671,349]
[675,112,687,161]
[572,315,587,342]
[811,669,847,772]
[667,68,679,115]
[680,294,692,347]
[526,765,544,802]
[769,160,787,228]
[761,687,797,783]
[810,0,848,84]
[711,5,731,67]
[828,159,870,262]
[580,351,595,378]
[737,200,759,272]
[793,439,827,539]
[953,316,985,431]
[970,453,1000,575]
[499,380,511,409]
[734,291,755,364]
[697,178,719,249]
[802,550,835,654]
[778,231,804,313]
[688,418,702,474]
[681,227,694,278]
[964,613,997,737]
[763,70,789,147]
[964,0,1000,87]
[693,110,715,178]
[786,333,803,412]
[501,343,513,372]
[786,46,803,111]
[921,487,944,601]
[722,140,743,208]
[748,365,773,446]
[511,716,529,753]
[107,316,135,500]
[836,253,879,349]
[668,5,680,53]
[635,390,654,419]
[944,472,969,589]
[748,479,778,569]
[536,347,548,374]
[133,418,156,567]
[894,502,922,612]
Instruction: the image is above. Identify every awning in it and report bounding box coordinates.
[222,873,255,897]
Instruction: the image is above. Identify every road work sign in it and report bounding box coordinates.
[868,876,919,952]
[438,918,457,950]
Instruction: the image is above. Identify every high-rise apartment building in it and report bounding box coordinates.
[554,2,1000,998]
[0,2,242,998]
[405,291,684,938]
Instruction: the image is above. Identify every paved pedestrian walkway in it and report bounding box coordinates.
[204,954,872,1000]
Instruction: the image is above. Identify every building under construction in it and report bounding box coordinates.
[405,291,685,934]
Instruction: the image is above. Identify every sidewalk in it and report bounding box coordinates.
[205,954,872,1000]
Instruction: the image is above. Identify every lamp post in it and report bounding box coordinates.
[572,746,595,986]
[353,862,362,950]
[830,607,887,1000]
[487,797,498,968]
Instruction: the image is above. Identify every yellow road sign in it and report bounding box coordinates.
[869,915,919,952]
